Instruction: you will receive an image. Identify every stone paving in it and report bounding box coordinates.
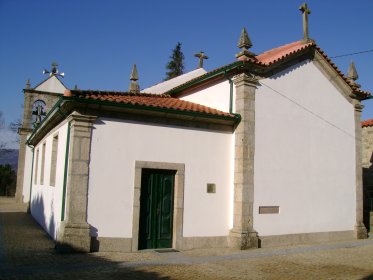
[1,196,373,279]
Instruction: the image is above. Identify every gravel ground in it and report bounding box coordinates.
[1,197,373,280]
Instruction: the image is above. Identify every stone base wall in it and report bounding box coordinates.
[91,230,357,252]
[92,236,228,252]
[259,230,355,248]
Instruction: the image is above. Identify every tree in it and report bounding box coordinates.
[0,111,6,151]
[0,164,16,196]
[165,42,185,80]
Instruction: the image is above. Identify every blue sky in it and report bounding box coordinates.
[1,0,373,125]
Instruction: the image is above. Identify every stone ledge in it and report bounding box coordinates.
[180,236,228,251]
[92,237,132,252]
[259,230,355,248]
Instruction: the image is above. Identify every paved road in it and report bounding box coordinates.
[1,196,373,279]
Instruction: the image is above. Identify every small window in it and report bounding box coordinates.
[50,134,58,187]
[40,142,46,185]
[34,149,39,184]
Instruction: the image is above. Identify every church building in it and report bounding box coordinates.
[16,4,371,252]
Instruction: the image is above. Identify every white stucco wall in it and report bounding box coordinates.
[181,80,234,113]
[30,123,68,239]
[254,60,356,236]
[88,119,234,238]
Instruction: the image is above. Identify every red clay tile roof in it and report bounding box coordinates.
[362,119,373,127]
[165,40,370,98]
[65,90,236,118]
[256,41,314,65]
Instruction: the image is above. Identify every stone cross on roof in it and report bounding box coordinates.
[299,3,311,42]
[194,51,209,68]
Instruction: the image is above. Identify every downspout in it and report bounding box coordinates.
[27,145,35,214]
[61,121,71,221]
[224,71,234,114]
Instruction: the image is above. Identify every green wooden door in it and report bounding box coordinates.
[138,169,175,249]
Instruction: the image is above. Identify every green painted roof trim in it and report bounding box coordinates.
[165,61,245,96]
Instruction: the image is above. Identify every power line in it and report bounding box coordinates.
[258,80,357,140]
[329,49,373,59]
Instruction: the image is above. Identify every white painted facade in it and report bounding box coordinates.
[181,80,233,113]
[88,118,234,238]
[30,122,69,239]
[25,55,362,250]
[35,76,66,94]
[253,61,356,236]
[177,60,357,237]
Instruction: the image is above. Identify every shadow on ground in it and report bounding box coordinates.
[0,212,171,280]
[361,275,373,280]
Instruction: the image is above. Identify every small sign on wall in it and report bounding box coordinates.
[259,206,279,214]
[207,183,216,193]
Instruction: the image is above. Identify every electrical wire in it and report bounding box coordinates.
[329,49,373,59]
[258,80,358,140]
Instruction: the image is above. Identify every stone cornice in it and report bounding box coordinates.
[66,113,97,127]
[354,103,364,112]
[233,73,259,87]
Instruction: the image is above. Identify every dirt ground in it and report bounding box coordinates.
[1,197,373,280]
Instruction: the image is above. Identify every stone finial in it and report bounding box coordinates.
[129,64,140,93]
[237,28,252,49]
[299,2,312,42]
[194,51,209,68]
[25,79,31,89]
[236,28,255,61]
[347,61,361,88]
[348,61,359,81]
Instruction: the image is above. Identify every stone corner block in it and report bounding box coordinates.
[56,222,91,253]
[354,224,368,239]
[228,229,259,250]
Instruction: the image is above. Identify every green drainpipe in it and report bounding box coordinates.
[224,71,234,114]
[61,121,71,221]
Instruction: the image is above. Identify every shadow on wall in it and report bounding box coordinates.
[363,151,373,233]
[268,60,309,81]
[30,193,57,240]
[0,211,171,279]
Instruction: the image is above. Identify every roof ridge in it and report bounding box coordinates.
[164,40,370,99]
[70,89,171,98]
[313,45,371,97]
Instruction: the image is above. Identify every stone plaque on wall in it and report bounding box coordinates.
[259,206,279,214]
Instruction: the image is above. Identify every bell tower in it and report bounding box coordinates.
[15,62,67,203]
